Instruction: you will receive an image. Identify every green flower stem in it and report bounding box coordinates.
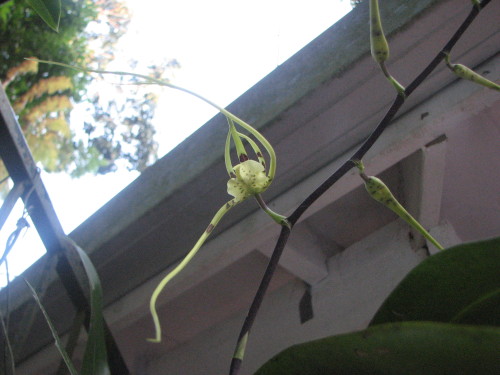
[380,62,406,98]
[254,194,290,228]
[147,198,239,343]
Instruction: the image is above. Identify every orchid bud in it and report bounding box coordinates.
[370,0,389,64]
[450,63,500,91]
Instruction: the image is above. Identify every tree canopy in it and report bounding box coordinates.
[0,0,167,191]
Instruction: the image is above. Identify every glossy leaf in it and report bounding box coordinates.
[451,288,500,326]
[26,0,61,32]
[370,237,500,326]
[73,243,110,375]
[255,322,500,375]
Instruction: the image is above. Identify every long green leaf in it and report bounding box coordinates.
[24,278,79,375]
[255,322,500,375]
[370,237,500,326]
[26,0,61,32]
[72,243,110,375]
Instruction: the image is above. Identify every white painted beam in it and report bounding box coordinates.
[429,221,462,255]
[400,135,448,250]
[258,224,329,285]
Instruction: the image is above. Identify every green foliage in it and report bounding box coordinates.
[0,0,98,182]
[73,243,109,375]
[25,241,110,375]
[0,0,14,25]
[370,237,500,325]
[0,0,96,99]
[0,0,160,181]
[255,322,500,375]
[25,0,61,31]
[256,237,500,374]
[23,241,110,375]
[450,289,500,326]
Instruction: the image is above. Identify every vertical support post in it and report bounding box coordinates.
[0,86,129,373]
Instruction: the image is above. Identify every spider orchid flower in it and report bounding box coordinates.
[27,59,288,343]
[224,117,288,225]
[147,116,287,343]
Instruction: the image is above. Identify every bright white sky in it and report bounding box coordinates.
[0,0,352,284]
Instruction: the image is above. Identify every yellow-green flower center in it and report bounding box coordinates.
[227,160,270,201]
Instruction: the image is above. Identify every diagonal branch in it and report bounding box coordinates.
[228,1,492,373]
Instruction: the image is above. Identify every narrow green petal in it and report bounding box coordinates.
[148,199,238,343]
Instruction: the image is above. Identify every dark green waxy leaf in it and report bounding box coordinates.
[255,322,500,375]
[370,237,500,326]
[26,0,61,32]
[73,243,110,375]
[451,288,500,326]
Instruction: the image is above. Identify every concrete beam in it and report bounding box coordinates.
[400,135,448,250]
[258,224,329,285]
